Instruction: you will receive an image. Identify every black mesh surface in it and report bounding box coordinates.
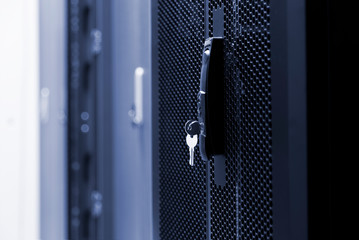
[208,1,273,239]
[157,1,207,239]
[156,0,273,239]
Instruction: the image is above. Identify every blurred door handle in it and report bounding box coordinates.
[129,67,144,126]
[40,87,50,124]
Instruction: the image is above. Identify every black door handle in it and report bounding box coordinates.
[198,37,225,161]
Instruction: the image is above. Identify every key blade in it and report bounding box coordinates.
[189,147,194,166]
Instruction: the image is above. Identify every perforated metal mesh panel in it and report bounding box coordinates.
[157,1,207,239]
[208,1,273,239]
[156,0,273,239]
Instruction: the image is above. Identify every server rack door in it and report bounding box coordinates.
[112,0,152,239]
[152,0,308,240]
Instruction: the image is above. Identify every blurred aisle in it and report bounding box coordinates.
[0,0,39,239]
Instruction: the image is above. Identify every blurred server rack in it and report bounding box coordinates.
[67,0,114,239]
[67,0,153,239]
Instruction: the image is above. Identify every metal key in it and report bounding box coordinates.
[186,134,198,166]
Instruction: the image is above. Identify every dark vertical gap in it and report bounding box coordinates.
[83,5,90,34]
[82,153,91,182]
[83,63,90,90]
[82,210,90,239]
[306,0,332,239]
[67,0,99,239]
[93,0,99,239]
[204,2,211,240]
[325,0,356,239]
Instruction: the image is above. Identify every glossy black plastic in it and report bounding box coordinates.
[198,37,224,161]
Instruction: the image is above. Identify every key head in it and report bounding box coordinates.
[185,120,201,136]
[186,134,198,148]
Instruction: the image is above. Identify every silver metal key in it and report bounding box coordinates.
[186,134,198,166]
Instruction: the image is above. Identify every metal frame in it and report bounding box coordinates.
[96,0,115,239]
[151,1,160,239]
[271,0,308,239]
[40,0,67,239]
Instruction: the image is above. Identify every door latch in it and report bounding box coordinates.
[185,37,225,165]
